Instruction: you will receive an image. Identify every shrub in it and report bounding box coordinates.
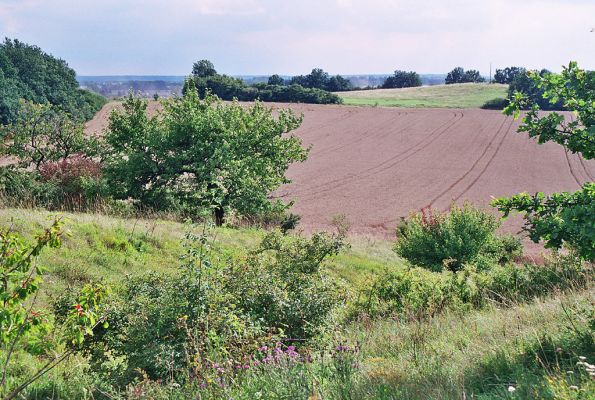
[481,97,509,110]
[359,253,591,319]
[88,226,344,385]
[395,205,521,272]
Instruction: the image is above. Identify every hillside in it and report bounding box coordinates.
[338,83,508,108]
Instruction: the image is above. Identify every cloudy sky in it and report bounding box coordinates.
[0,0,593,76]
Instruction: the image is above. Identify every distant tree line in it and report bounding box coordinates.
[185,60,343,104]
[0,38,106,125]
[381,70,422,88]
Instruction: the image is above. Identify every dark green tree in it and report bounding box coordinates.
[382,70,422,88]
[494,66,526,84]
[192,59,217,78]
[267,74,285,86]
[445,67,485,84]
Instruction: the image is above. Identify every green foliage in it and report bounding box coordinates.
[494,66,526,84]
[493,183,595,261]
[507,68,565,111]
[381,70,422,89]
[394,205,521,272]
[290,68,352,92]
[0,38,106,124]
[0,101,95,169]
[192,59,217,78]
[0,219,109,398]
[267,74,285,86]
[361,253,591,319]
[481,97,509,110]
[101,91,308,223]
[89,225,342,385]
[497,62,594,260]
[505,62,594,159]
[227,230,345,340]
[445,67,485,84]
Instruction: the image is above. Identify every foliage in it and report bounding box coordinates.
[494,66,526,84]
[187,75,343,104]
[0,219,109,398]
[289,68,353,92]
[267,74,285,86]
[445,67,485,84]
[0,38,106,124]
[481,97,509,110]
[226,230,345,340]
[88,225,343,386]
[381,70,422,89]
[496,62,594,260]
[0,100,95,169]
[394,205,521,272]
[504,62,594,158]
[506,68,565,110]
[360,253,591,318]
[192,59,217,78]
[101,91,308,224]
[493,183,595,261]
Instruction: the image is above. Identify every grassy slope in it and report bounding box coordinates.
[339,83,508,108]
[0,208,401,293]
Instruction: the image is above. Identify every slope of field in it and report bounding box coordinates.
[270,105,594,247]
[339,83,508,108]
[84,101,594,255]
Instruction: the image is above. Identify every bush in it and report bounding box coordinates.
[360,253,591,319]
[88,227,344,385]
[481,97,509,110]
[395,205,521,272]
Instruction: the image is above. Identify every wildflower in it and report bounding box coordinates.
[579,356,587,361]
[259,345,268,352]
[507,386,516,393]
[74,304,84,316]
[569,385,579,390]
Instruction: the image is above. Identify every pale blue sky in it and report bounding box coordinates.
[1,0,593,76]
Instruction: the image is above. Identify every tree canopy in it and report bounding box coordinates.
[494,66,526,84]
[0,38,106,125]
[493,62,594,260]
[290,68,352,91]
[445,67,485,84]
[382,70,422,89]
[101,90,309,224]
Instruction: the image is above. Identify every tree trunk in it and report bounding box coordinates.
[214,206,224,226]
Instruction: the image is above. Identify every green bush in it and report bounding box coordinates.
[86,227,343,386]
[395,205,521,272]
[360,253,591,319]
[481,97,509,109]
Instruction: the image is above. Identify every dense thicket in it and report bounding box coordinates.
[507,68,564,110]
[185,62,343,104]
[381,70,422,89]
[493,66,525,84]
[0,38,106,124]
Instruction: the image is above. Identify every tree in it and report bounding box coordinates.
[101,90,309,225]
[267,74,285,86]
[0,100,91,170]
[0,38,106,123]
[445,67,485,84]
[445,67,465,84]
[463,69,485,83]
[382,70,422,89]
[493,62,594,260]
[327,75,352,91]
[508,69,563,110]
[494,66,526,84]
[192,59,217,78]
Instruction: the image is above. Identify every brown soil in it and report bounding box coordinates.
[86,102,595,255]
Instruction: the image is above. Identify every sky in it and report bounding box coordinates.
[0,0,594,76]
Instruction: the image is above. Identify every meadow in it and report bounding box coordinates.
[338,83,508,108]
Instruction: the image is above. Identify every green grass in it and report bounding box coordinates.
[0,208,401,293]
[339,83,508,108]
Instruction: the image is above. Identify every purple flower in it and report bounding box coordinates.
[259,345,268,352]
[287,346,296,351]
